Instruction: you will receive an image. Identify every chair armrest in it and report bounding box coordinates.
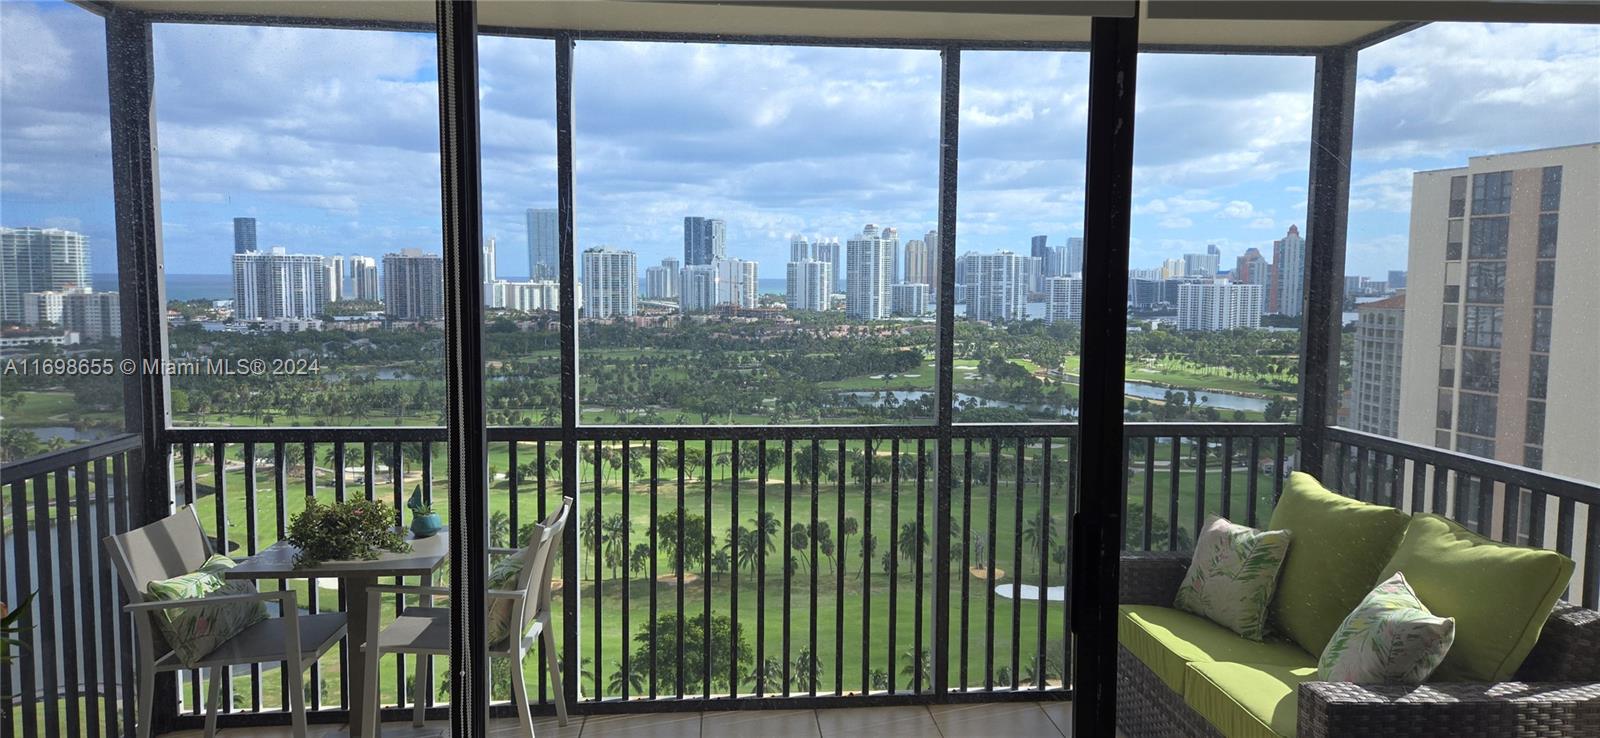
[1519,602,1600,682]
[1118,551,1190,606]
[1298,680,1600,738]
[485,590,526,601]
[489,547,520,555]
[124,589,297,613]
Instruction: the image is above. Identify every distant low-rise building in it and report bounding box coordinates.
[1176,281,1263,331]
[22,289,120,341]
[890,282,930,317]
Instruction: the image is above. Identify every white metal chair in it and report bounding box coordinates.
[361,497,572,737]
[103,505,347,738]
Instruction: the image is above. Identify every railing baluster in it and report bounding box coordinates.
[1246,437,1260,528]
[37,473,61,735]
[1476,474,1493,536]
[730,440,741,696]
[1037,437,1051,692]
[71,462,96,734]
[859,437,870,694]
[648,440,657,699]
[1501,484,1521,545]
[94,457,120,738]
[1272,437,1287,505]
[960,438,971,691]
[1528,490,1548,550]
[1220,437,1233,521]
[887,438,899,694]
[244,442,261,710]
[1556,497,1577,600]
[0,480,11,738]
[810,438,822,697]
[1011,437,1024,690]
[1142,437,1155,549]
[212,442,228,713]
[1335,440,1347,495]
[537,441,549,703]
[620,440,630,701]
[1410,458,1426,514]
[391,442,407,709]
[302,441,319,712]
[834,439,845,696]
[985,439,997,691]
[13,478,37,738]
[591,441,602,701]
[757,438,768,698]
[914,438,927,695]
[1584,504,1599,608]
[676,439,686,700]
[1065,435,1077,687]
[1167,437,1181,551]
[702,438,713,700]
[114,452,136,736]
[1432,464,1448,516]
[783,438,794,697]
[1194,436,1208,536]
[274,443,289,711]
[1386,453,1401,509]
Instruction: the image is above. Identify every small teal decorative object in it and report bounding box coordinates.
[408,485,442,538]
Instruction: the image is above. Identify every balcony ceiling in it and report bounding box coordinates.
[112,1,1597,47]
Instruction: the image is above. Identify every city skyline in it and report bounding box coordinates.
[4,4,1594,284]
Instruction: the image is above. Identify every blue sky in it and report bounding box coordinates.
[3,1,1596,285]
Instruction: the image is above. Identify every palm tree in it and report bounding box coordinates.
[490,511,510,548]
[900,647,931,687]
[608,659,644,695]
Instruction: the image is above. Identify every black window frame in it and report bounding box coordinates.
[1532,307,1553,352]
[1459,348,1500,392]
[1538,213,1558,257]
[1462,305,1503,349]
[1456,391,1497,438]
[1526,399,1546,446]
[1541,165,1562,211]
[1529,353,1548,399]
[1534,261,1555,306]
[1468,216,1509,259]
[1471,170,1512,215]
[1449,175,1467,217]
[1465,261,1505,304]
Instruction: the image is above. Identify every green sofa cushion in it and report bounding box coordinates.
[1184,661,1316,738]
[1378,513,1575,682]
[1267,472,1411,656]
[1118,604,1315,692]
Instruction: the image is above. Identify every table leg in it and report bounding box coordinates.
[346,575,377,736]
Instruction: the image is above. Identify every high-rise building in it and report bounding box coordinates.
[1176,281,1263,331]
[1184,249,1221,279]
[1022,256,1043,296]
[526,208,558,280]
[482,236,497,283]
[581,248,637,319]
[1030,235,1050,291]
[903,238,934,287]
[683,217,727,266]
[1397,144,1598,484]
[323,255,344,303]
[1269,225,1306,316]
[348,256,380,302]
[881,226,901,284]
[1234,247,1271,307]
[846,225,894,320]
[234,247,330,321]
[233,217,258,254]
[965,251,1027,323]
[679,265,719,313]
[1160,257,1186,280]
[1352,293,1405,437]
[1046,276,1083,325]
[1128,278,1162,311]
[790,235,811,263]
[714,258,759,308]
[21,289,120,341]
[1388,270,1408,290]
[490,280,559,311]
[923,230,940,294]
[382,248,444,321]
[1,227,90,322]
[812,238,843,292]
[890,283,930,317]
[645,259,680,300]
[787,260,832,312]
[1064,237,1085,276]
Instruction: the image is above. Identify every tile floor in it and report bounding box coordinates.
[162,701,1076,737]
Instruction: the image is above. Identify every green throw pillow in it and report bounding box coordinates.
[1268,472,1411,656]
[145,554,268,667]
[1174,515,1292,641]
[1319,572,1455,683]
[1378,514,1574,682]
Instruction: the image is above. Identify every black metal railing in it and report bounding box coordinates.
[1327,426,1600,609]
[1,433,143,738]
[3,421,1598,735]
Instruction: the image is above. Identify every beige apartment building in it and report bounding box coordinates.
[1397,143,1599,486]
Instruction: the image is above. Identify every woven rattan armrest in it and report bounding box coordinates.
[1298,680,1600,738]
[1118,551,1191,606]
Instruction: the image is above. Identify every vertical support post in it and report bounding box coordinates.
[1298,47,1357,479]
[554,31,582,709]
[105,7,176,733]
[1073,16,1137,737]
[435,1,488,733]
[931,44,960,698]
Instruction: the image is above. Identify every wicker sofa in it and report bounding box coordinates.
[1117,551,1600,738]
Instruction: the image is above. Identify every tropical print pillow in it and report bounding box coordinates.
[1173,515,1292,641]
[1318,571,1455,683]
[145,554,268,667]
[485,548,529,646]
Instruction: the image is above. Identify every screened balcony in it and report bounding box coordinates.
[2,1,1597,737]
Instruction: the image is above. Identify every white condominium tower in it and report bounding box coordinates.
[1269,225,1306,316]
[812,237,843,292]
[1175,281,1263,331]
[645,257,680,300]
[323,255,345,303]
[846,224,894,320]
[716,258,759,308]
[233,247,330,320]
[348,256,380,302]
[891,283,930,317]
[903,237,934,287]
[965,251,1027,323]
[787,259,832,312]
[679,265,719,313]
[581,248,637,319]
[383,249,445,321]
[1046,276,1083,325]
[1,227,90,321]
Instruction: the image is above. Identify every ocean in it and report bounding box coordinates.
[94,273,234,302]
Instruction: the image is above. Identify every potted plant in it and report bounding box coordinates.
[407,486,443,539]
[285,498,411,567]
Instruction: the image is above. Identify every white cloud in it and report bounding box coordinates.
[1159,215,1194,229]
[1219,200,1256,219]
